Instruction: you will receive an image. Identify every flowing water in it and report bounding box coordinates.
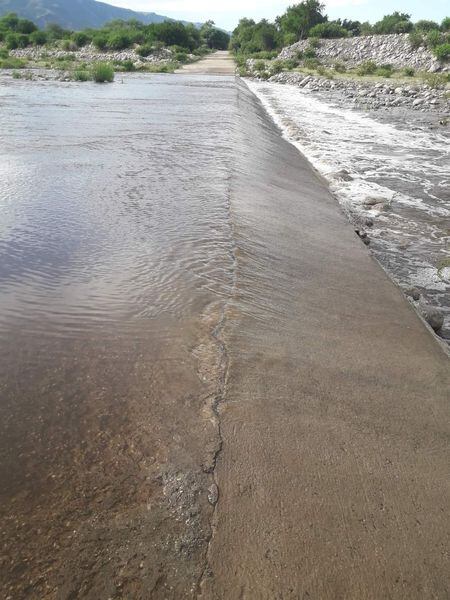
[246,80,450,341]
[0,73,238,598]
[1,71,449,599]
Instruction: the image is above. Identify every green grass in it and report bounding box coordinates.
[73,69,90,81]
[0,56,28,69]
[90,62,114,83]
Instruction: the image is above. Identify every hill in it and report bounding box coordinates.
[0,0,175,30]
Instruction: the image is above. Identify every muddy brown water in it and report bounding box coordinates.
[0,73,236,598]
[0,73,449,599]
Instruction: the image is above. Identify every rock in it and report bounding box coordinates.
[405,288,421,301]
[364,197,385,206]
[421,306,444,331]
[207,483,219,505]
[365,218,374,228]
[334,169,353,181]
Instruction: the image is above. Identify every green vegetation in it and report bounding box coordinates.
[434,43,450,61]
[0,12,229,59]
[356,60,377,75]
[229,2,449,70]
[0,54,27,68]
[90,62,114,82]
[73,69,90,81]
[309,21,349,39]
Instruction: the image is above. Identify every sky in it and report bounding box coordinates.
[107,0,450,31]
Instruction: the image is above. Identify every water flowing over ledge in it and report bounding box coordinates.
[246,78,450,342]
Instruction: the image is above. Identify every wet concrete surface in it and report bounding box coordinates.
[0,64,449,600]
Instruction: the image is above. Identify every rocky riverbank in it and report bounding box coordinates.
[263,71,450,115]
[279,33,446,73]
[10,43,175,67]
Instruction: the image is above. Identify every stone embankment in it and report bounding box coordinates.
[279,33,446,73]
[266,71,450,114]
[10,44,173,66]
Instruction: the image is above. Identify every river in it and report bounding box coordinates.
[0,72,449,599]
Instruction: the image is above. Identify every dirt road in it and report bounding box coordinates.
[176,50,236,75]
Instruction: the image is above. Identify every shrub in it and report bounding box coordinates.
[304,57,320,69]
[61,39,77,51]
[303,47,316,59]
[136,44,153,57]
[376,67,392,78]
[422,72,448,88]
[373,12,412,34]
[333,61,347,73]
[254,60,266,72]
[0,48,8,59]
[5,33,19,49]
[357,60,377,75]
[394,21,414,34]
[238,66,249,77]
[308,37,320,49]
[6,33,30,49]
[270,60,284,74]
[0,56,27,69]
[17,19,37,34]
[309,22,349,39]
[30,30,48,45]
[426,29,443,48]
[93,34,108,51]
[174,51,188,63]
[404,66,415,76]
[415,20,440,32]
[442,17,450,32]
[283,58,298,70]
[107,32,132,50]
[433,43,450,61]
[55,54,76,62]
[74,69,90,81]
[72,32,89,48]
[408,30,423,49]
[90,62,114,82]
[120,59,136,71]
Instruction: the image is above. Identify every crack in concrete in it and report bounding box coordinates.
[196,166,238,598]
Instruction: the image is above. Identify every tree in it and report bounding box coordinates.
[276,1,326,43]
[373,12,412,35]
[30,30,48,45]
[309,21,349,39]
[0,13,19,31]
[415,20,439,32]
[340,19,361,37]
[200,21,230,50]
[441,17,450,32]
[155,21,190,48]
[229,18,279,54]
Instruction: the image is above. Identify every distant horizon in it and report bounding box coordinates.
[105,0,449,31]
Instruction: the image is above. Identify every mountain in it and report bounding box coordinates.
[0,0,176,30]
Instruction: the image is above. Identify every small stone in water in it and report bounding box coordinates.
[406,288,421,301]
[421,306,444,332]
[208,484,219,505]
